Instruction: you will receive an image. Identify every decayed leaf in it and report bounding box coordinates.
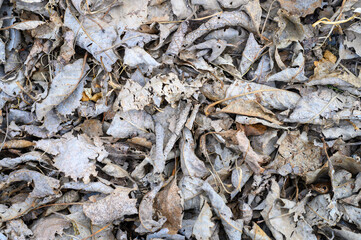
[109,0,148,30]
[3,169,60,198]
[154,179,184,234]
[243,0,262,34]
[31,215,71,240]
[35,59,89,120]
[106,110,154,139]
[6,219,33,240]
[275,10,304,48]
[63,9,118,72]
[124,46,160,73]
[83,187,138,225]
[278,0,322,17]
[184,11,254,48]
[267,131,322,176]
[62,181,114,194]
[35,133,108,183]
[10,20,45,30]
[192,199,215,240]
[321,120,361,140]
[220,99,282,125]
[236,130,265,174]
[115,73,201,111]
[180,129,208,178]
[239,33,263,74]
[170,0,192,19]
[0,151,47,169]
[345,22,361,56]
[225,80,301,110]
[305,194,341,226]
[286,87,356,124]
[136,184,167,233]
[202,182,243,240]
[45,190,79,216]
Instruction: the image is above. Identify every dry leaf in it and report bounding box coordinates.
[154,179,184,234]
[192,199,215,240]
[31,215,71,240]
[278,0,322,17]
[268,131,322,176]
[180,128,208,178]
[220,99,282,125]
[35,59,89,120]
[35,133,108,183]
[83,187,138,225]
[236,130,265,174]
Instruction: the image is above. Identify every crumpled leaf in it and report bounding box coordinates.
[9,20,45,30]
[83,187,138,225]
[35,133,108,183]
[267,52,308,83]
[0,151,48,169]
[2,169,60,198]
[220,99,282,125]
[305,194,341,226]
[62,181,114,194]
[261,179,316,240]
[202,182,243,240]
[44,190,79,216]
[106,110,154,139]
[345,22,361,56]
[170,0,192,19]
[124,46,160,73]
[340,204,361,229]
[275,10,304,48]
[239,33,263,75]
[183,11,254,47]
[188,39,228,62]
[278,0,322,17]
[225,80,301,110]
[5,219,33,240]
[180,128,208,178]
[35,59,89,120]
[154,178,184,234]
[236,130,265,174]
[267,131,322,176]
[64,9,118,72]
[31,215,71,240]
[136,184,167,233]
[192,199,215,240]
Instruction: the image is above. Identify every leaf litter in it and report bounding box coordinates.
[1,0,361,239]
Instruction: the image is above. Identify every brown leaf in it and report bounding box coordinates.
[244,124,267,136]
[278,0,322,17]
[236,130,265,174]
[220,99,282,125]
[154,179,184,234]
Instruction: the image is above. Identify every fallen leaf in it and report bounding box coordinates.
[154,179,184,234]
[31,215,71,240]
[83,187,138,225]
